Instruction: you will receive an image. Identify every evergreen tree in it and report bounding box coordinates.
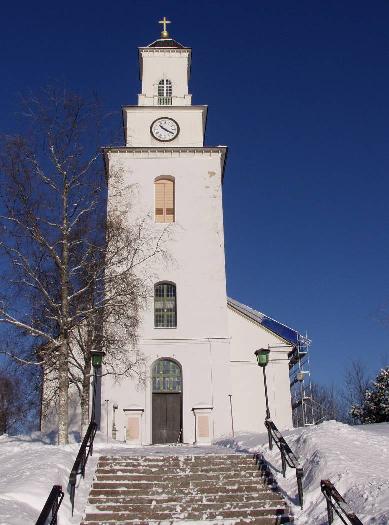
[351,367,389,423]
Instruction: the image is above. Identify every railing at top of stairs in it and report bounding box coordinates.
[321,480,364,525]
[265,418,304,509]
[35,484,64,525]
[68,419,98,515]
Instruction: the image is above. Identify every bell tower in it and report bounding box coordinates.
[123,20,206,148]
[103,20,231,445]
[138,17,192,107]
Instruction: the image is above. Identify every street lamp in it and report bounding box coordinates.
[112,403,118,440]
[254,348,271,419]
[91,350,105,368]
[255,347,273,449]
[90,350,105,423]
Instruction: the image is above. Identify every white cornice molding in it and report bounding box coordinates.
[102,147,228,181]
[139,47,191,55]
[122,105,207,111]
[103,146,227,156]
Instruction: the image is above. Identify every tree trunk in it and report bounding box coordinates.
[57,337,69,445]
[58,181,70,446]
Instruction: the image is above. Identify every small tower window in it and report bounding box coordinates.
[155,177,175,223]
[158,79,172,105]
[154,282,177,328]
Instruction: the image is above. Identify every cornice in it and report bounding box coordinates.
[122,105,207,111]
[102,146,227,155]
[102,146,228,181]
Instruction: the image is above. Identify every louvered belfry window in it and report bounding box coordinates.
[158,79,172,105]
[154,282,177,328]
[155,178,175,223]
[158,79,172,97]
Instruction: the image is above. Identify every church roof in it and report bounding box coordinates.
[227,297,310,348]
[145,38,188,49]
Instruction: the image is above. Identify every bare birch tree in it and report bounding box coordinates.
[0,88,169,442]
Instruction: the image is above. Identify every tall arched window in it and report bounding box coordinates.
[154,282,177,328]
[158,79,172,105]
[155,177,175,223]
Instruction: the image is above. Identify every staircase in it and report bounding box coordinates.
[82,453,293,524]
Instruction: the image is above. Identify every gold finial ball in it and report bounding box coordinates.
[161,30,169,39]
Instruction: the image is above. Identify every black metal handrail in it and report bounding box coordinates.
[265,418,304,508]
[35,485,64,525]
[68,419,98,515]
[321,480,364,525]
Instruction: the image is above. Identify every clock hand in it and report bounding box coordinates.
[160,125,174,134]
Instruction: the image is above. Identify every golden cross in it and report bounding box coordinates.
[158,16,171,38]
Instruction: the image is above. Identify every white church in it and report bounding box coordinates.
[99,20,307,446]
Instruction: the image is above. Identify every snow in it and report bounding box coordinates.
[1,422,388,524]
[0,432,94,525]
[217,420,389,525]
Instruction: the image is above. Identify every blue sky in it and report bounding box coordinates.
[1,0,389,385]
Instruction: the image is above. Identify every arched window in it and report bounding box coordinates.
[152,359,182,392]
[155,177,175,223]
[158,79,172,105]
[154,282,177,328]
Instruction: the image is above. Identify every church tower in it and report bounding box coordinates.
[102,19,232,445]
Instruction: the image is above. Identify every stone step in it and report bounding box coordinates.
[97,457,254,467]
[89,488,278,499]
[92,480,270,490]
[82,518,293,525]
[83,509,292,522]
[95,472,263,486]
[96,465,259,475]
[96,468,261,481]
[92,502,287,513]
[99,455,253,461]
[88,492,283,504]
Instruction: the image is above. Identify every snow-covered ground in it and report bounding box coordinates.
[0,421,388,524]
[218,420,389,524]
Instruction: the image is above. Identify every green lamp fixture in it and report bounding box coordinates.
[91,350,106,368]
[254,348,270,368]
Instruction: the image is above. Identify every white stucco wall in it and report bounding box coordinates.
[228,306,293,433]
[106,150,228,339]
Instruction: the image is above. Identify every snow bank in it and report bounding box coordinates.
[217,421,389,524]
[0,432,98,525]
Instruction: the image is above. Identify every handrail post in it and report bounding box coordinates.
[265,419,273,450]
[296,467,304,509]
[280,442,286,477]
[326,490,334,524]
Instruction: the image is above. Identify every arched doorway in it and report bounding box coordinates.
[152,359,182,444]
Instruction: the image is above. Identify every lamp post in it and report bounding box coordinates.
[112,403,118,440]
[254,347,272,449]
[90,350,105,424]
[105,399,109,443]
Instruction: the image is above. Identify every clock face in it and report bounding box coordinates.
[150,118,180,142]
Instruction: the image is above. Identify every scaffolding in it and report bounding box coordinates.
[289,334,315,427]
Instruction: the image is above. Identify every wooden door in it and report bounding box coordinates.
[152,393,182,444]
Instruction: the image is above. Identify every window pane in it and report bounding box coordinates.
[154,282,177,328]
[152,359,182,392]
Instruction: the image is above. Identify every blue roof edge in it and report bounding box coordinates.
[227,297,311,348]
